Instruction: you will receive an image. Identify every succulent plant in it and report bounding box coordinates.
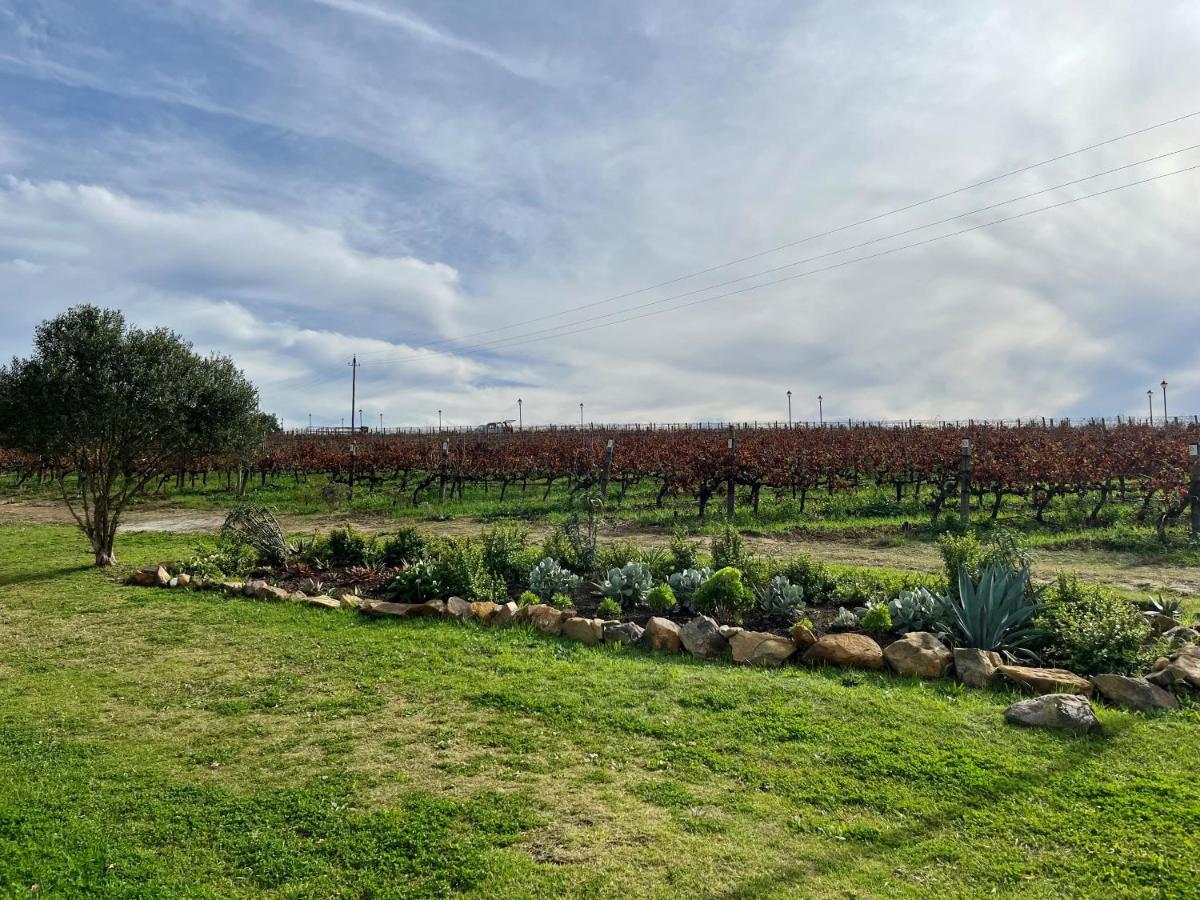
[831,606,861,631]
[757,575,805,621]
[948,564,1043,656]
[529,557,580,602]
[668,567,714,600]
[597,561,653,608]
[887,587,952,634]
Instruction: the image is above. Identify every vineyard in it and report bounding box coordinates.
[5,421,1200,532]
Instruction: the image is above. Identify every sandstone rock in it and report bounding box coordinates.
[954,648,1003,688]
[719,625,743,639]
[254,584,291,602]
[361,599,445,619]
[492,601,519,627]
[175,572,192,588]
[643,617,682,653]
[1146,644,1200,691]
[1151,656,1170,673]
[998,664,1092,696]
[243,579,267,597]
[789,623,816,649]
[603,621,645,645]
[1090,674,1178,712]
[729,630,797,667]
[445,596,471,619]
[884,632,953,678]
[128,565,170,587]
[562,616,603,644]
[1163,626,1200,646]
[336,593,364,610]
[1145,611,1180,635]
[526,604,567,636]
[467,601,501,623]
[803,633,884,670]
[306,595,342,610]
[1004,694,1101,735]
[220,581,244,594]
[679,615,729,659]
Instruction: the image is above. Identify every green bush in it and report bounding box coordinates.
[480,524,532,590]
[692,567,755,619]
[517,590,539,607]
[645,583,678,613]
[776,554,839,604]
[529,557,580,602]
[549,593,575,610]
[830,568,945,607]
[595,540,642,575]
[859,601,892,632]
[381,527,427,568]
[948,565,1042,657]
[431,537,486,599]
[1038,574,1154,675]
[710,524,751,571]
[668,527,701,573]
[937,532,981,598]
[596,597,622,618]
[387,560,440,603]
[757,575,804,621]
[328,526,373,568]
[597,562,653,608]
[182,542,258,579]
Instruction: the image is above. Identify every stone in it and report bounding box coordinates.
[175,572,191,588]
[1146,644,1200,691]
[954,648,1003,688]
[467,601,501,623]
[789,623,817,649]
[1163,626,1200,646]
[719,625,743,639]
[884,632,953,678]
[679,615,729,659]
[998,664,1093,696]
[306,595,342,610]
[243,579,267,597]
[254,583,291,602]
[803,633,884,670]
[128,565,170,587]
[446,596,471,619]
[1090,674,1178,712]
[1004,694,1101,735]
[729,630,797,667]
[1151,656,1170,672]
[337,594,364,610]
[603,621,645,645]
[562,616,604,644]
[361,599,445,619]
[643,617,682,653]
[492,601,519,627]
[526,605,567,636]
[220,581,244,594]
[1145,612,1180,635]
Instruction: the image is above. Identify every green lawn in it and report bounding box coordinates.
[1,525,1198,897]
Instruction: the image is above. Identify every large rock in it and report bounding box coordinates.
[243,579,267,596]
[1004,694,1101,735]
[445,596,471,619]
[526,604,568,636]
[1147,644,1200,691]
[603,621,645,645]
[803,633,884,670]
[998,664,1092,696]
[254,583,291,602]
[305,594,342,610]
[128,564,170,587]
[789,623,817,649]
[1145,611,1180,635]
[1163,626,1200,647]
[1090,674,1178,712]
[954,648,1003,688]
[491,601,519,627]
[643,617,682,653]
[175,572,192,588]
[361,599,445,619]
[467,601,501,623]
[729,630,797,667]
[562,616,603,645]
[883,632,953,678]
[719,625,743,640]
[220,581,244,595]
[679,615,729,659]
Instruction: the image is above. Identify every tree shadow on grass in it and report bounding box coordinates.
[0,563,91,589]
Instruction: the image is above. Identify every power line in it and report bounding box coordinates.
[349,107,1200,360]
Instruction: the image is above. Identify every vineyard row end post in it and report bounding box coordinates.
[959,438,971,529]
[600,438,614,500]
[1190,443,1200,536]
[727,426,736,518]
[348,440,357,502]
[438,440,449,505]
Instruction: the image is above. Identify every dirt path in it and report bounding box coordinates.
[3,500,1196,596]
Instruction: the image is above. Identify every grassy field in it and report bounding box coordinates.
[1,524,1198,897]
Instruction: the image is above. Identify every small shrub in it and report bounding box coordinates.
[595,540,643,575]
[831,607,860,631]
[777,554,839,604]
[668,567,714,603]
[541,498,601,574]
[472,569,508,603]
[757,575,805,622]
[948,564,1042,657]
[220,504,290,567]
[692,567,755,619]
[387,560,440,603]
[640,548,673,583]
[597,562,653,608]
[937,532,982,598]
[529,557,580,602]
[328,525,373,568]
[381,527,427,567]
[182,542,258,579]
[518,590,540,607]
[549,592,574,610]
[596,597,622,618]
[831,569,945,607]
[668,527,700,573]
[480,524,531,589]
[645,583,678,613]
[710,523,751,571]
[859,601,892,632]
[431,537,486,598]
[1038,574,1153,675]
[887,587,952,634]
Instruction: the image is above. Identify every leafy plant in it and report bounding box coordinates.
[776,555,839,605]
[431,537,487,598]
[529,557,580,603]
[710,523,751,571]
[1039,574,1154,675]
[327,525,373,568]
[859,601,892,632]
[668,527,700,573]
[645,583,678,613]
[830,607,860,631]
[595,541,643,575]
[937,532,981,599]
[757,575,805,622]
[692,567,755,618]
[380,527,427,568]
[182,543,258,580]
[542,496,601,574]
[639,548,672,583]
[480,523,530,590]
[597,562,653,608]
[221,504,291,567]
[668,567,714,602]
[517,590,540,607]
[887,587,952,634]
[947,564,1043,658]
[1141,594,1184,620]
[596,597,622,619]
[387,560,440,603]
[472,569,508,603]
[548,592,574,610]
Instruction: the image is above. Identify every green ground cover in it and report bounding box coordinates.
[1,524,1198,897]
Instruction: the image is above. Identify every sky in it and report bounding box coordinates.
[1,0,1198,428]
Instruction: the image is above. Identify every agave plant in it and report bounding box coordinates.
[221,504,291,567]
[668,567,713,600]
[529,557,580,602]
[887,587,952,635]
[948,564,1043,658]
[597,561,653,608]
[757,575,805,621]
[1142,594,1183,619]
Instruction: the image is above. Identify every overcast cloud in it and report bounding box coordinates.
[0,0,1198,427]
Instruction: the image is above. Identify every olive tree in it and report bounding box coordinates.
[0,306,265,565]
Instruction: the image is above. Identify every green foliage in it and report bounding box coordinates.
[540,496,601,574]
[692,567,755,618]
[380,527,427,568]
[830,569,945,608]
[220,504,290,567]
[938,529,1031,599]
[472,569,508,603]
[645,583,678,613]
[595,540,643,575]
[480,524,532,591]
[528,557,580,602]
[887,587,952,635]
[387,560,441,603]
[1038,574,1154,675]
[182,542,259,579]
[639,547,673,583]
[1141,594,1184,620]
[430,537,490,599]
[831,607,860,631]
[517,590,539,607]
[548,593,574,610]
[596,597,622,618]
[667,567,713,604]
[598,562,653,608]
[859,601,892,632]
[757,575,805,622]
[668,527,701,573]
[0,305,264,565]
[776,555,839,604]
[710,523,751,571]
[327,525,374,568]
[948,565,1043,656]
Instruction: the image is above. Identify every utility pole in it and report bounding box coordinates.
[348,355,359,434]
[438,409,442,431]
[308,412,312,430]
[580,403,584,428]
[1190,443,1200,536]
[600,438,614,500]
[358,408,363,432]
[379,412,384,431]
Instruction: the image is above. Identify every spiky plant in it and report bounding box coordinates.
[597,562,653,608]
[221,504,290,567]
[948,564,1043,657]
[757,575,805,621]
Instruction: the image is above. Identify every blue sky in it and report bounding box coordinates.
[1,0,1198,427]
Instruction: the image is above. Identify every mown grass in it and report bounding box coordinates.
[1,525,1199,897]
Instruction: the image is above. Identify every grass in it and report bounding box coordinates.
[2,524,1200,896]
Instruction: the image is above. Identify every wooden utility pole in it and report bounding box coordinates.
[959,438,972,528]
[600,438,614,500]
[726,426,736,517]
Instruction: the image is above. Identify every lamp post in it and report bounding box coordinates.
[787,390,792,427]
[358,408,363,432]
[438,409,442,431]
[579,403,584,427]
[518,398,523,431]
[308,412,312,430]
[818,395,824,426]
[1162,380,1169,423]
[379,412,383,431]
[1147,390,1154,425]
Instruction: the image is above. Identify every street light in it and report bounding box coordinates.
[1147,390,1154,425]
[308,412,312,430]
[787,390,792,427]
[1162,380,1169,423]
[518,398,523,431]
[438,409,442,431]
[358,408,363,432]
[579,403,584,427]
[818,395,824,426]
[379,412,384,431]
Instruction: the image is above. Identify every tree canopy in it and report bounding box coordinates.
[0,305,266,565]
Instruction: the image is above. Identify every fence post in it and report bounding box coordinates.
[1190,443,1200,536]
[348,440,357,502]
[438,440,449,504]
[600,438,614,500]
[959,438,971,528]
[726,425,736,518]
